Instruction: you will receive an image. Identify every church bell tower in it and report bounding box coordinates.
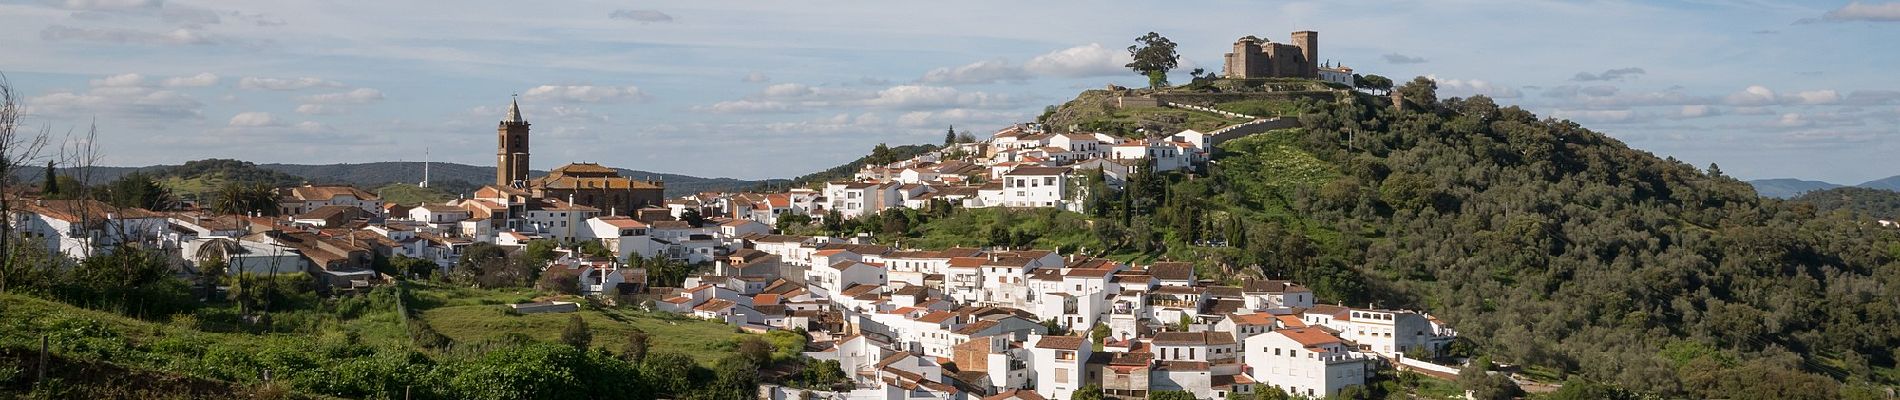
[496,96,531,187]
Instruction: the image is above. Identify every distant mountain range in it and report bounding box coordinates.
[1747,176,1900,198]
[20,160,790,198]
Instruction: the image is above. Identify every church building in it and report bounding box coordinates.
[491,98,664,216]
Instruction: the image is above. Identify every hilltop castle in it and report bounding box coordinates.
[1222,31,1319,79]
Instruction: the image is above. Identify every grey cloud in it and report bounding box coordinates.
[609,9,675,23]
[40,25,218,45]
[1845,90,1900,105]
[1571,67,1646,82]
[1382,53,1428,64]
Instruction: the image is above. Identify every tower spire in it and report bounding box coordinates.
[505,93,524,123]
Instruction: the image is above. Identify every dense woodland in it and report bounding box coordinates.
[1792,186,1900,220]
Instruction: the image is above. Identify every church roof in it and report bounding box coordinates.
[505,98,524,123]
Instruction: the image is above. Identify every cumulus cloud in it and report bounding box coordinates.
[522,85,646,102]
[1382,53,1428,64]
[161,72,219,88]
[1549,109,1640,124]
[26,85,202,120]
[695,100,795,114]
[919,59,1031,84]
[1844,90,1900,105]
[89,73,146,88]
[40,25,218,45]
[609,9,675,23]
[1571,67,1646,82]
[239,77,341,90]
[298,88,384,105]
[1818,1,1900,22]
[227,112,278,127]
[742,71,769,83]
[1675,105,1720,119]
[295,104,343,115]
[58,0,161,11]
[1429,76,1522,99]
[1022,43,1131,78]
[894,109,1026,128]
[1723,86,1841,106]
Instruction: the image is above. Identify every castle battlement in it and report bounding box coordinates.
[1222,31,1319,80]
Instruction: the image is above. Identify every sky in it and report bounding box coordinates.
[1,0,1898,184]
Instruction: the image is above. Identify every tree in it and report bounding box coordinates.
[1460,356,1523,400]
[1253,385,1290,400]
[1126,32,1180,89]
[1396,76,1438,112]
[103,172,176,211]
[211,182,279,216]
[40,160,56,195]
[622,328,650,363]
[1176,313,1193,331]
[1072,384,1104,400]
[539,268,580,295]
[1361,74,1394,95]
[1148,390,1196,400]
[641,352,699,396]
[737,335,774,365]
[1090,323,1113,343]
[870,143,895,165]
[561,314,593,349]
[679,209,705,228]
[522,240,561,265]
[944,125,957,146]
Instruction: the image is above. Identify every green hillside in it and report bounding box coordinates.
[877,82,1899,398]
[0,276,786,399]
[373,183,456,206]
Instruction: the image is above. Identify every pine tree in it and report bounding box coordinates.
[944,125,957,146]
[40,160,56,196]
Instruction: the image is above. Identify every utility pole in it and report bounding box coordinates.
[37,334,47,383]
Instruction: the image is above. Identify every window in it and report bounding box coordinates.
[1045,177,1056,185]
[1055,368,1070,383]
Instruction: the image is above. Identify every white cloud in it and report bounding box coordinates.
[40,25,216,45]
[239,77,341,90]
[228,112,278,127]
[919,59,1030,84]
[742,71,769,83]
[609,9,674,23]
[295,121,326,131]
[25,86,202,120]
[1725,85,1778,106]
[89,73,145,88]
[1775,113,1810,127]
[1550,109,1639,124]
[1429,76,1522,99]
[298,88,384,104]
[695,100,794,114]
[59,0,160,11]
[1821,2,1900,22]
[894,109,1025,128]
[295,104,342,115]
[1023,43,1131,78]
[862,85,1014,109]
[160,72,219,88]
[522,85,646,102]
[1723,86,1841,106]
[1676,105,1720,119]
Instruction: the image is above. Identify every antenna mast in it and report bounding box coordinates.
[421,147,431,188]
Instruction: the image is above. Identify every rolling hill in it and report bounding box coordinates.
[20,160,790,199]
[1746,178,1843,198]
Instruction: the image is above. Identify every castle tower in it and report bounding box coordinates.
[1223,36,1264,79]
[1290,31,1319,78]
[496,97,531,187]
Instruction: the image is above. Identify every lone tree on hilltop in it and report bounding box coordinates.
[1126,32,1180,89]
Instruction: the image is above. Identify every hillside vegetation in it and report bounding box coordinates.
[873,82,1899,398]
[1791,187,1900,219]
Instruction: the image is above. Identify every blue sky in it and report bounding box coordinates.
[1,0,1897,183]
